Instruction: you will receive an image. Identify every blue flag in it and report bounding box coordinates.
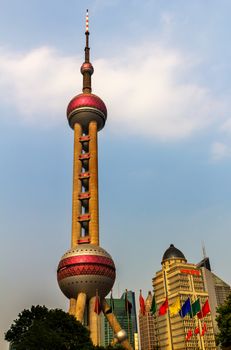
[179,297,192,318]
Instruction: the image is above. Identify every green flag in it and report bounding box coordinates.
[191,298,201,317]
[151,295,157,315]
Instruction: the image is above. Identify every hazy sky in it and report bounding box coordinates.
[1,1,231,348]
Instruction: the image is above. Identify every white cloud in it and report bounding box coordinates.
[210,142,231,161]
[0,46,79,125]
[0,44,228,139]
[95,45,226,140]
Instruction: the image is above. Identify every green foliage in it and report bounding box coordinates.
[5,305,93,350]
[216,293,231,349]
[5,305,126,350]
[95,346,125,350]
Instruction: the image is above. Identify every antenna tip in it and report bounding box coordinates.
[86,9,89,33]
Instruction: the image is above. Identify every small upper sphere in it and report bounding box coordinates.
[67,93,107,131]
[162,244,187,263]
[81,62,94,75]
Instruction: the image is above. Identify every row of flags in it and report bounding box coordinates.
[139,291,157,316]
[95,290,210,324]
[139,292,211,319]
[139,292,211,341]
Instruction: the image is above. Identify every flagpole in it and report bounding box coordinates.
[125,289,131,344]
[131,308,133,347]
[197,299,204,350]
[151,293,160,349]
[111,290,115,340]
[189,275,204,350]
[179,295,187,350]
[163,269,174,350]
[198,300,205,350]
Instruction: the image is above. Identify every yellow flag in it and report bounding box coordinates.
[169,297,181,316]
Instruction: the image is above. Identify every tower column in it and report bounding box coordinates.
[69,298,76,316]
[89,296,100,346]
[88,121,99,245]
[75,292,87,322]
[71,123,82,248]
[69,123,83,316]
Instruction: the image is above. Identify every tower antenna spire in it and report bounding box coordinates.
[81,9,94,93]
[85,9,89,61]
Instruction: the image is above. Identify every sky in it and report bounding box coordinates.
[1,0,231,348]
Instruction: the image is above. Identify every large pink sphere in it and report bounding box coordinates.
[67,93,107,131]
[57,244,115,300]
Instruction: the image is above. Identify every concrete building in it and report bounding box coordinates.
[197,257,231,333]
[152,244,217,350]
[139,291,159,350]
[56,11,132,350]
[102,291,138,349]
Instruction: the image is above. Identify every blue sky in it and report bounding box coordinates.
[1,1,231,348]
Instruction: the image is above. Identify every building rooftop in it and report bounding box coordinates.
[162,244,186,263]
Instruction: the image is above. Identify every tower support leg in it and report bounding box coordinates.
[75,292,87,323]
[71,123,82,248]
[69,298,76,316]
[89,296,100,346]
[88,121,99,245]
[102,299,133,350]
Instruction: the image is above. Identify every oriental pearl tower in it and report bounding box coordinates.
[57,11,132,350]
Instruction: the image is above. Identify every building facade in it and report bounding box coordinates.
[139,291,159,350]
[152,244,217,350]
[198,257,231,333]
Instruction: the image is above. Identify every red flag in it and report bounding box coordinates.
[201,322,207,336]
[202,300,210,317]
[186,330,193,341]
[197,299,210,318]
[159,298,168,316]
[94,295,101,315]
[194,327,200,335]
[139,291,146,316]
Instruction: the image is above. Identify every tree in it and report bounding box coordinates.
[216,293,231,349]
[5,305,125,350]
[5,305,94,350]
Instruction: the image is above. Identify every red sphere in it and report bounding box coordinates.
[67,93,107,119]
[67,93,107,131]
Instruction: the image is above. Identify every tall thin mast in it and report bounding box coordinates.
[81,9,94,93]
